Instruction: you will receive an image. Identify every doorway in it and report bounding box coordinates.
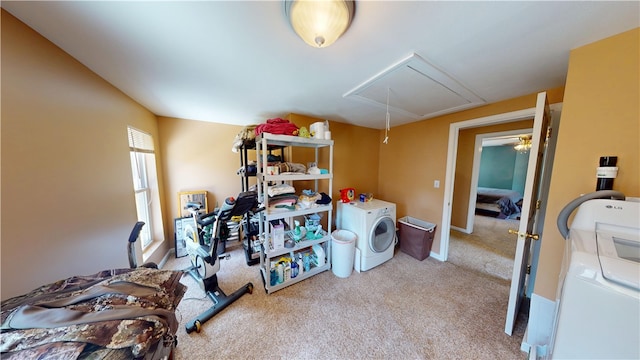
[447,129,533,280]
[439,103,561,263]
[440,99,562,338]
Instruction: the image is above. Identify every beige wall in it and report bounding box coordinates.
[451,119,534,228]
[1,10,170,300]
[156,117,244,237]
[378,88,565,254]
[3,6,636,309]
[534,28,640,299]
[157,114,381,239]
[286,114,380,202]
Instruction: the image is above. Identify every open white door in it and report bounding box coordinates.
[504,92,551,335]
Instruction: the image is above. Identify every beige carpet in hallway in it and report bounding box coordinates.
[163,239,528,360]
[448,215,520,281]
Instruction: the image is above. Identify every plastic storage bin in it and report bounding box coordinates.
[331,230,357,278]
[398,216,436,261]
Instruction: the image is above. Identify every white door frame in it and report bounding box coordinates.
[454,128,533,234]
[439,103,562,261]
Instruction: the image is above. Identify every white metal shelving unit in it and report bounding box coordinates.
[256,133,333,293]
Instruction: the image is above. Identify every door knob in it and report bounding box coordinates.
[508,229,539,240]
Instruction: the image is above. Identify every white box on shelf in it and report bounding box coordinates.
[271,222,284,250]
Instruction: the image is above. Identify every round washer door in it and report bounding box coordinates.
[369,216,396,253]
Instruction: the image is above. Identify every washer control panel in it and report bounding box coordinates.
[378,207,391,216]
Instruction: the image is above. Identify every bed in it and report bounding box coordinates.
[475,187,523,219]
[1,267,186,360]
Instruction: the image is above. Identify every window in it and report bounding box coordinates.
[128,126,162,250]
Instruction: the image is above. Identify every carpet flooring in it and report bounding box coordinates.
[448,215,520,281]
[163,235,528,360]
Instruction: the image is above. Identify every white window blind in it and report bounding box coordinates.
[128,127,154,153]
[127,126,156,249]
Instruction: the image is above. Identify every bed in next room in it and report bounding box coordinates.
[475,187,523,219]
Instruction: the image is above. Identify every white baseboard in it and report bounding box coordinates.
[527,343,550,360]
[450,225,469,234]
[521,293,556,358]
[429,250,445,262]
[158,248,174,269]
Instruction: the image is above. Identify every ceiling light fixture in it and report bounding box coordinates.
[514,136,532,152]
[285,0,355,48]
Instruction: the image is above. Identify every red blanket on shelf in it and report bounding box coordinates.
[255,118,299,136]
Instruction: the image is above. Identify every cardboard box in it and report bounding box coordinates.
[271,221,284,250]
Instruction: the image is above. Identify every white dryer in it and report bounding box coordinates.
[336,199,396,272]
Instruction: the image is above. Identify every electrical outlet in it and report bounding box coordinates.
[434,180,440,188]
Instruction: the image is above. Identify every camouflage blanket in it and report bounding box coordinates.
[1,268,186,359]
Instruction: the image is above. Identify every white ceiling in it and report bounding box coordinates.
[3,1,638,129]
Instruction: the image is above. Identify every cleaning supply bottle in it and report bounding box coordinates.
[270,261,277,286]
[284,262,291,282]
[276,262,284,284]
[297,254,304,275]
[291,257,299,278]
[303,252,310,272]
[293,220,302,241]
[292,220,306,241]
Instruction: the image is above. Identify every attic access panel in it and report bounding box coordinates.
[343,53,485,120]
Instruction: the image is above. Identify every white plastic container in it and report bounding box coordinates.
[331,229,357,278]
[272,222,284,250]
[310,122,326,139]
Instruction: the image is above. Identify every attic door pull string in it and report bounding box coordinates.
[384,87,390,144]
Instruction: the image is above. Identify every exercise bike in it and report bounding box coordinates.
[182,190,260,334]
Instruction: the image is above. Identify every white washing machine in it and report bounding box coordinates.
[336,199,396,272]
[551,198,640,359]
